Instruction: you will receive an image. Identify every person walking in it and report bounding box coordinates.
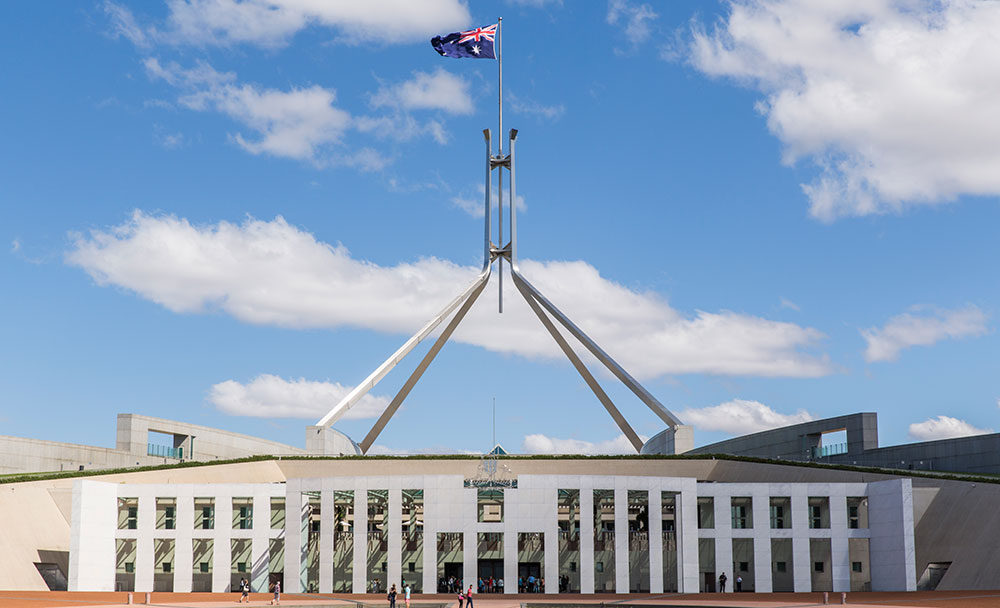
[457,589,464,608]
[270,580,281,605]
[735,575,742,592]
[465,585,475,608]
[718,572,727,593]
[389,584,397,608]
[240,577,250,603]
[404,584,411,608]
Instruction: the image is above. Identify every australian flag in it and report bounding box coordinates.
[431,24,497,59]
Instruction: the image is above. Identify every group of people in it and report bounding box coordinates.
[440,576,463,593]
[476,576,503,593]
[518,575,543,593]
[236,577,281,605]
[716,572,743,592]
[386,583,412,608]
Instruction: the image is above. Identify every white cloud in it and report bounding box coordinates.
[509,92,565,121]
[209,374,388,419]
[862,305,989,362]
[66,212,832,378]
[690,0,1000,221]
[522,433,642,455]
[370,68,473,115]
[607,0,658,44]
[678,399,814,434]
[104,0,150,47]
[908,415,993,441]
[779,297,800,311]
[146,59,454,167]
[107,0,471,49]
[146,59,354,164]
[451,183,527,218]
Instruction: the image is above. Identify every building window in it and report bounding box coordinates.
[847,497,867,529]
[195,498,214,530]
[156,498,177,530]
[200,562,210,573]
[119,498,139,530]
[775,561,786,573]
[852,561,863,573]
[570,562,577,572]
[271,497,286,530]
[409,562,416,573]
[814,562,824,573]
[233,498,253,530]
[739,562,749,572]
[769,497,791,529]
[163,562,172,573]
[596,562,604,573]
[237,562,247,573]
[808,497,830,529]
[697,497,714,529]
[125,562,134,573]
[731,497,752,529]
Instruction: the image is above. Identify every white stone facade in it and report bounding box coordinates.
[69,475,915,594]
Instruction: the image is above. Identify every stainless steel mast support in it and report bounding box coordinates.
[359,276,489,452]
[315,127,684,454]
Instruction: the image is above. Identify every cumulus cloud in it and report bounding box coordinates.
[607,0,658,44]
[862,305,989,362]
[690,0,1000,220]
[908,415,993,441]
[66,212,832,378]
[144,59,451,168]
[209,374,388,419]
[522,433,643,455]
[370,68,473,115]
[678,399,814,434]
[508,91,565,121]
[107,0,470,49]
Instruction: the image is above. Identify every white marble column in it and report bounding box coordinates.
[135,494,155,592]
[790,489,811,592]
[579,487,595,593]
[282,481,302,593]
[319,488,334,593]
[614,487,628,593]
[354,486,368,594]
[829,489,850,592]
[752,489,772,592]
[713,492,732,593]
[676,480,699,594]
[388,488,402,589]
[648,487,664,594]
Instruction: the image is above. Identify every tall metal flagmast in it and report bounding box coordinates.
[496,16,503,313]
[313,18,691,455]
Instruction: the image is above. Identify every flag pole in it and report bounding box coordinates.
[497,16,503,313]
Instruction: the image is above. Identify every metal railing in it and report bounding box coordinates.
[812,443,848,459]
[147,444,183,459]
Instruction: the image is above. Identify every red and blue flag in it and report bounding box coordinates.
[431,24,497,59]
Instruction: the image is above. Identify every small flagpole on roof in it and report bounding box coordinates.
[497,16,504,313]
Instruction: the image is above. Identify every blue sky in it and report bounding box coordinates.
[2,0,998,455]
